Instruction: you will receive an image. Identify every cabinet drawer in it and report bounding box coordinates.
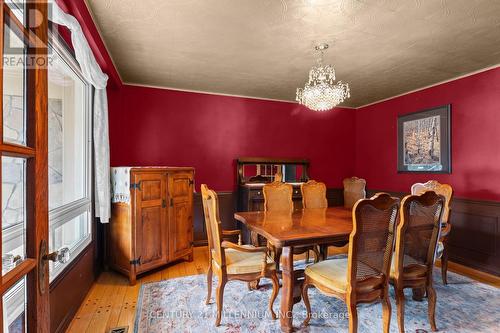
[292,188,302,198]
[249,190,264,201]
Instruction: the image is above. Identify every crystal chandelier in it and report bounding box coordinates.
[296,43,350,111]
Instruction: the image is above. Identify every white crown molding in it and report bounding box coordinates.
[122,82,358,109]
[355,63,500,109]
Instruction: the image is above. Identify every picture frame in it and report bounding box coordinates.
[397,104,451,173]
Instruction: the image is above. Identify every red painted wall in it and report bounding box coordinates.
[61,0,500,201]
[108,85,356,191]
[354,67,500,201]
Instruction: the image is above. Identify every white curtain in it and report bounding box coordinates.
[50,1,111,223]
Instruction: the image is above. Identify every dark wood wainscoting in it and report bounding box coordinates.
[193,189,344,246]
[447,199,500,276]
[367,190,500,276]
[50,246,96,333]
[326,188,344,206]
[193,191,237,246]
[49,220,103,333]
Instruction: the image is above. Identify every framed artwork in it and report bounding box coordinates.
[397,104,451,173]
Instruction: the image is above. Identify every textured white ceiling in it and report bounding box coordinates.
[86,0,500,107]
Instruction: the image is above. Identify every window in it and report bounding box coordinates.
[2,2,28,278]
[47,36,92,280]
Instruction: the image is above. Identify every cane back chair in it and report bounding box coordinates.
[391,191,445,332]
[302,193,400,333]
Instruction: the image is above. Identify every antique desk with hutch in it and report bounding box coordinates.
[236,157,310,243]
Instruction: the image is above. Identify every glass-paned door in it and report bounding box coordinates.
[0,1,50,332]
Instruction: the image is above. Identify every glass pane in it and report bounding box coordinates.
[2,277,27,333]
[49,210,91,280]
[48,50,88,210]
[5,1,25,26]
[3,23,26,146]
[2,157,26,275]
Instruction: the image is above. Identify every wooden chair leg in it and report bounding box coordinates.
[312,246,320,263]
[427,284,438,331]
[274,247,282,272]
[381,289,392,333]
[269,272,280,320]
[215,277,227,326]
[395,286,405,333]
[205,262,213,305]
[412,287,425,301]
[347,302,358,333]
[441,243,449,285]
[302,282,312,326]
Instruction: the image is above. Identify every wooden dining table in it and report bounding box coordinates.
[234,207,353,332]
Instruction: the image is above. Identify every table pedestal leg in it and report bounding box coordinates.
[280,246,295,332]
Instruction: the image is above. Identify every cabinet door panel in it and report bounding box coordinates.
[172,177,190,197]
[172,201,191,256]
[133,171,168,273]
[169,172,194,260]
[139,206,163,265]
[141,179,162,201]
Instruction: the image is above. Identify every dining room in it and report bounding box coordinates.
[5,0,499,332]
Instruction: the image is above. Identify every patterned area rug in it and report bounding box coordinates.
[135,265,500,333]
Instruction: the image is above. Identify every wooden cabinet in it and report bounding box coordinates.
[109,167,194,284]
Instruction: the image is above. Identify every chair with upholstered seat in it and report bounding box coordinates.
[343,177,367,209]
[201,184,279,327]
[391,191,445,333]
[263,181,320,266]
[411,180,453,284]
[302,193,399,333]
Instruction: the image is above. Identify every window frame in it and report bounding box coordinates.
[46,30,93,281]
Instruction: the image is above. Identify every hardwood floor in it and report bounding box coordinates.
[66,246,499,332]
[66,246,210,333]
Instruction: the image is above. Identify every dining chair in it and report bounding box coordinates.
[201,184,279,326]
[411,180,453,284]
[391,191,445,333]
[263,180,294,211]
[301,180,347,260]
[301,179,328,209]
[263,181,320,265]
[302,193,400,333]
[343,177,367,209]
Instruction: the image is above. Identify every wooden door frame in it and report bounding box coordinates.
[0,0,50,332]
